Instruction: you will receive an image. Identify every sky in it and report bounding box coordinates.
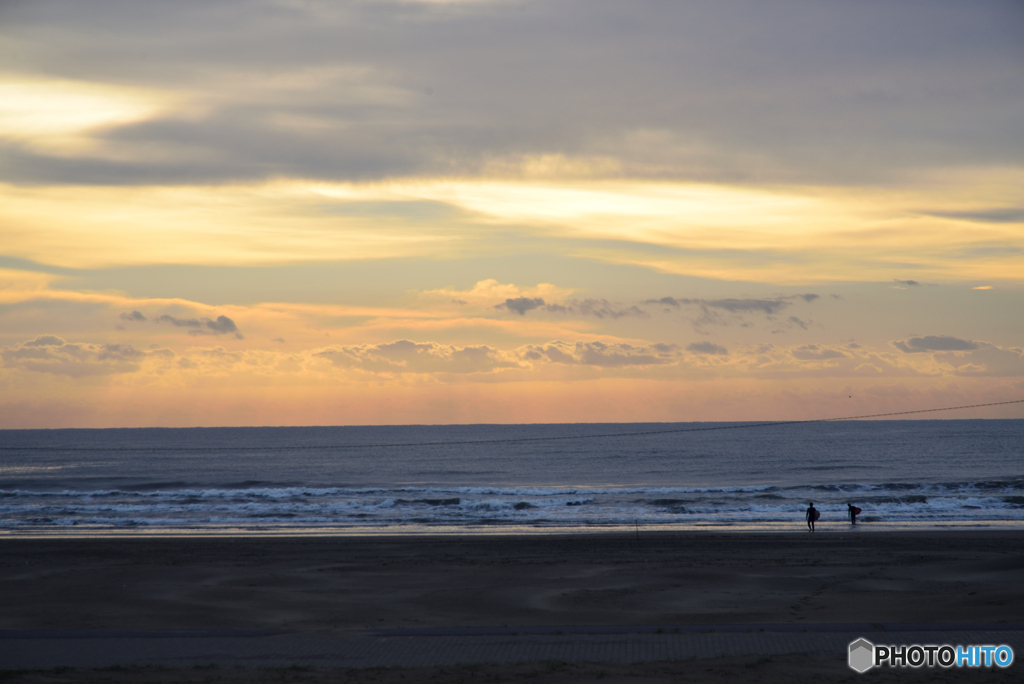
[1,0,1023,428]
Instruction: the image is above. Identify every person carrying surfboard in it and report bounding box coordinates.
[806,502,819,532]
[848,503,861,525]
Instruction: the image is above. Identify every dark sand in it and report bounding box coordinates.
[2,656,1019,684]
[2,530,1022,682]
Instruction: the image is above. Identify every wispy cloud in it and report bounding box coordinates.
[646,296,814,315]
[1,335,169,377]
[893,335,977,353]
[646,295,820,333]
[520,341,679,367]
[500,297,649,320]
[495,297,546,316]
[687,342,728,355]
[155,314,243,338]
[791,344,846,361]
[315,340,518,375]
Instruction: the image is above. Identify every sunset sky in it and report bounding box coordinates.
[2,0,1023,428]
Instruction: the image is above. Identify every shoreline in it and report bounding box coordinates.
[4,519,1024,539]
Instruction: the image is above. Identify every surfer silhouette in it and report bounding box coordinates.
[848,503,861,525]
[806,502,819,532]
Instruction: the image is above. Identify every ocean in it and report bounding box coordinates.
[1,420,1022,535]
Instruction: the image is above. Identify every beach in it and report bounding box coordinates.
[4,530,1024,631]
[2,530,1022,681]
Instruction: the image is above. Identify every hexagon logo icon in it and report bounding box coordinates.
[848,638,875,673]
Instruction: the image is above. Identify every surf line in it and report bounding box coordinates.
[3,398,1023,453]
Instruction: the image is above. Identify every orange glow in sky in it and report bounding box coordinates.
[1,1,1022,427]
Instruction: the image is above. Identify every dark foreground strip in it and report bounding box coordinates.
[1,625,1022,670]
[0,629,289,639]
[371,622,1024,637]
[3,623,1022,640]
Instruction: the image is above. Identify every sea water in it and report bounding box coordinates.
[0,420,1021,534]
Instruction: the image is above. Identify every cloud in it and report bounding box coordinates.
[206,315,240,335]
[496,297,546,315]
[934,344,1024,377]
[791,344,846,361]
[155,314,202,327]
[520,341,679,367]
[4,0,1021,188]
[647,295,822,333]
[155,313,243,338]
[422,280,574,307]
[575,342,670,367]
[521,345,573,365]
[928,208,1024,223]
[315,340,519,374]
[536,298,649,319]
[644,296,809,315]
[893,335,978,353]
[1,336,154,377]
[23,335,67,347]
[687,342,728,355]
[703,298,789,314]
[893,279,920,286]
[571,299,649,320]
[888,336,1024,376]
[119,310,147,321]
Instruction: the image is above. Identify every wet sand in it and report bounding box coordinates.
[2,530,1022,681]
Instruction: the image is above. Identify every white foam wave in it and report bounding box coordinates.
[2,479,1023,531]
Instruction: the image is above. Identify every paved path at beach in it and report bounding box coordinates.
[3,624,1022,669]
